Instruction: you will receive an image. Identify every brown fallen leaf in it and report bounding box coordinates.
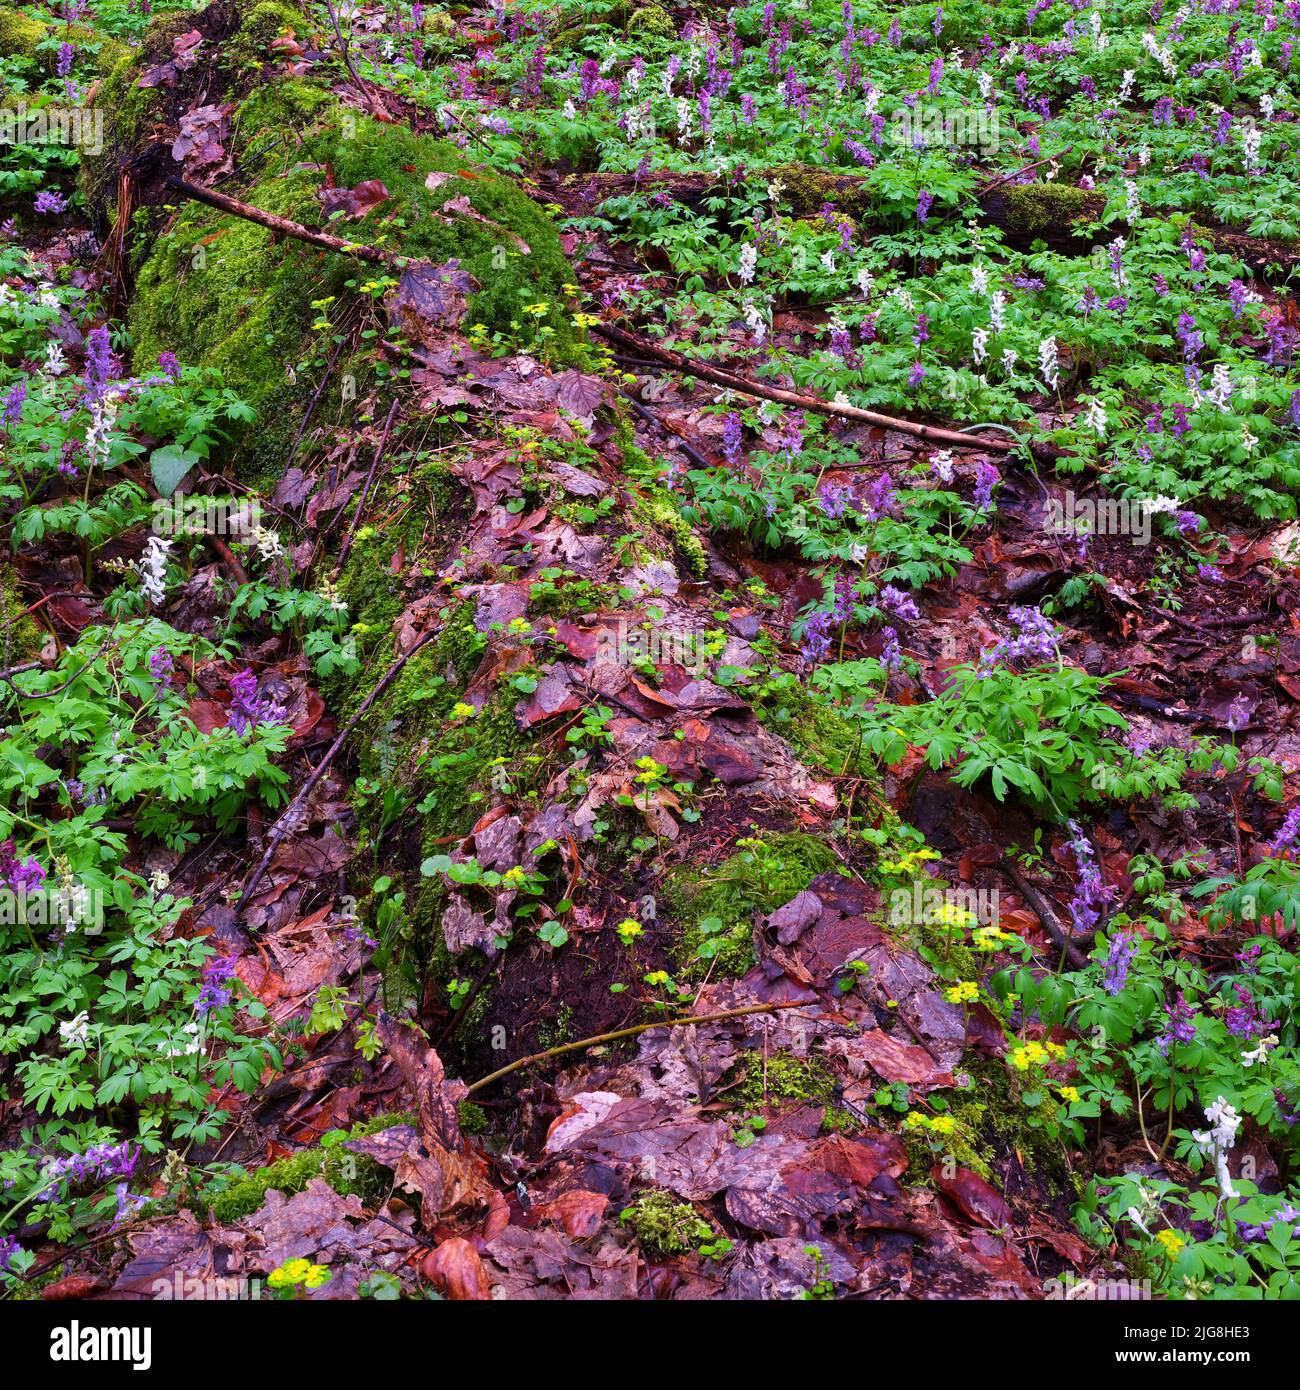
[421,1236,492,1300]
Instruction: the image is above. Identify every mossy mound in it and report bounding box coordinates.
[207,1113,408,1222]
[0,6,47,59]
[129,91,575,476]
[1002,181,1098,236]
[625,5,676,39]
[730,1050,835,1112]
[667,831,841,977]
[225,0,305,67]
[620,1189,712,1256]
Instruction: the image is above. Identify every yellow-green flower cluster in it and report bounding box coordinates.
[267,1257,331,1290]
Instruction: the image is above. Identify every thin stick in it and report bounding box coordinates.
[593,322,1044,459]
[464,1000,809,1095]
[239,628,438,908]
[335,397,400,575]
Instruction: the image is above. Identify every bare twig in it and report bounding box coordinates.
[464,1000,811,1095]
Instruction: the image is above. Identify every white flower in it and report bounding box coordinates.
[148,867,171,894]
[1191,1096,1242,1201]
[1108,236,1128,289]
[742,298,768,342]
[931,449,954,483]
[972,327,989,365]
[1039,335,1060,390]
[45,342,67,376]
[1124,179,1141,223]
[766,177,786,204]
[675,97,693,142]
[1118,69,1135,102]
[1242,424,1259,453]
[137,535,172,607]
[1138,144,1150,167]
[252,526,284,563]
[989,290,1006,333]
[894,287,915,312]
[1242,1034,1278,1067]
[1206,363,1233,412]
[59,1012,90,1049]
[562,98,576,120]
[624,66,640,99]
[1082,397,1107,437]
[1261,93,1274,120]
[159,1022,202,1059]
[1242,125,1262,172]
[736,243,757,285]
[1001,347,1018,375]
[971,264,989,295]
[856,266,874,297]
[977,72,993,100]
[819,248,835,274]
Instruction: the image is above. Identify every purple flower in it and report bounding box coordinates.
[1177,312,1203,361]
[907,361,926,390]
[1155,992,1197,1054]
[800,609,834,666]
[227,670,287,736]
[1198,563,1223,582]
[0,838,44,894]
[916,190,934,223]
[1224,985,1267,1039]
[2,376,26,429]
[38,1140,139,1200]
[1271,806,1300,854]
[1064,820,1114,934]
[56,41,74,76]
[973,461,1000,512]
[913,311,929,347]
[149,645,175,698]
[1174,510,1201,534]
[879,625,902,671]
[1103,930,1138,994]
[84,325,114,400]
[864,470,896,520]
[195,954,237,1016]
[157,351,180,381]
[34,189,68,216]
[1227,280,1249,319]
[979,605,1057,673]
[877,585,920,620]
[721,411,742,464]
[818,481,849,518]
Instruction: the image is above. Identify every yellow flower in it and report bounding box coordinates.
[1154,1229,1186,1258]
[928,1115,957,1135]
[945,980,980,1004]
[502,866,528,889]
[1010,1041,1049,1071]
[1058,1085,1080,1104]
[644,970,671,987]
[936,902,977,929]
[616,918,643,945]
[303,1263,332,1289]
[904,1111,929,1129]
[450,702,476,720]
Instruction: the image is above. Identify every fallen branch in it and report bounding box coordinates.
[239,627,439,909]
[164,175,397,266]
[464,1000,811,1095]
[1004,861,1089,970]
[594,321,1053,461]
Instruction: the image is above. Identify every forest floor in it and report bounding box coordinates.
[0,0,1299,1304]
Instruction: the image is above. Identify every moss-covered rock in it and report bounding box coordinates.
[226,0,305,67]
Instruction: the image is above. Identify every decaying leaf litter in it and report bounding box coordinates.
[0,0,1299,1303]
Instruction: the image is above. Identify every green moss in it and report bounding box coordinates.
[754,678,866,777]
[208,1113,407,1222]
[227,0,305,67]
[0,568,44,661]
[1002,181,1097,236]
[128,96,576,473]
[0,6,46,59]
[772,162,868,219]
[730,1050,834,1112]
[457,1100,488,1134]
[625,4,676,39]
[668,831,841,978]
[620,1189,712,1256]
